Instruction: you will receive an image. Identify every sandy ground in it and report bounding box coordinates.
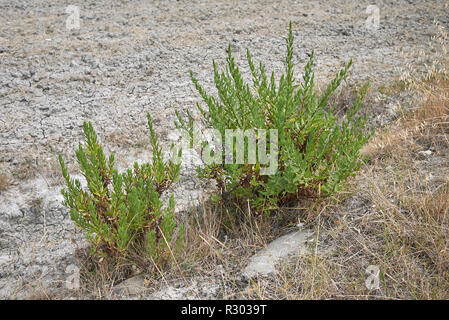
[0,0,448,299]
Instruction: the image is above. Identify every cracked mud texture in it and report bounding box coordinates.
[0,0,448,298]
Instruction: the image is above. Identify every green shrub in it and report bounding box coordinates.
[58,114,184,267]
[177,22,372,215]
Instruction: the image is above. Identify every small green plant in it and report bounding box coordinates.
[58,114,184,268]
[178,22,372,214]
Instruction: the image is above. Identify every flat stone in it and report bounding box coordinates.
[243,230,315,278]
[113,275,148,296]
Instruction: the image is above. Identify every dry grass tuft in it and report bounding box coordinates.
[0,170,10,192]
[72,246,138,299]
[13,157,38,180]
[362,76,449,160]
